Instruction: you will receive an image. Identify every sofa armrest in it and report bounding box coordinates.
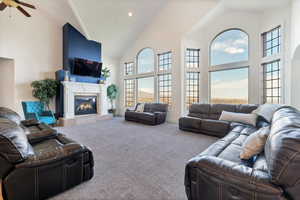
[16,143,85,168]
[185,156,284,199]
[154,111,165,116]
[27,128,58,144]
[21,119,40,127]
[40,110,55,117]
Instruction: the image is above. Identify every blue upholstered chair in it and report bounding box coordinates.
[22,101,56,125]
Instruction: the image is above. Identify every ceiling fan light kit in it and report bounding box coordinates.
[0,0,36,17]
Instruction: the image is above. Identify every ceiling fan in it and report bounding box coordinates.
[0,0,36,17]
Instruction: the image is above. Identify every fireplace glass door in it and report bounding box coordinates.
[74,95,97,116]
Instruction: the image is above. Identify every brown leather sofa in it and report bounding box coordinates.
[184,105,300,200]
[0,107,94,200]
[125,103,168,125]
[179,104,258,137]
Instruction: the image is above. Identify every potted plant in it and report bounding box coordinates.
[100,67,110,84]
[107,84,118,116]
[31,79,59,110]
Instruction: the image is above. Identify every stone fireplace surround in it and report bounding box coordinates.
[60,81,111,126]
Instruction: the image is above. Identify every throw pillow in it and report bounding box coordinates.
[219,111,257,126]
[252,104,284,123]
[240,126,270,160]
[135,103,145,113]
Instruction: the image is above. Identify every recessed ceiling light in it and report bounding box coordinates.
[128,12,133,17]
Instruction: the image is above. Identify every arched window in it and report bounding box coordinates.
[210,29,249,66]
[137,48,155,74]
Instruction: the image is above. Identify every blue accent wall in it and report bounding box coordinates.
[63,23,102,73]
[56,23,103,118]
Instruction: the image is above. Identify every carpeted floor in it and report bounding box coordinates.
[51,118,217,200]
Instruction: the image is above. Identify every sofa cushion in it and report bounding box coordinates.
[240,126,270,160]
[0,107,22,125]
[219,111,257,126]
[0,118,34,163]
[265,106,300,188]
[136,103,145,112]
[199,124,257,164]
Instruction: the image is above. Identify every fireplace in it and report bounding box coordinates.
[74,95,97,116]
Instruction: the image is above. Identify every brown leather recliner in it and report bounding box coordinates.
[185,105,300,200]
[125,103,168,125]
[0,107,94,200]
[179,104,259,137]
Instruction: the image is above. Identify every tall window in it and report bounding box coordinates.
[209,29,249,104]
[210,68,249,104]
[158,52,172,105]
[186,48,200,69]
[125,62,134,75]
[137,77,155,103]
[137,48,155,74]
[186,72,199,108]
[211,29,249,66]
[124,79,136,107]
[263,60,281,104]
[262,26,281,57]
[185,49,200,108]
[261,26,282,104]
[158,51,172,72]
[124,48,172,108]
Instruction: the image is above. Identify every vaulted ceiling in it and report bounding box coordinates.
[26,0,291,59]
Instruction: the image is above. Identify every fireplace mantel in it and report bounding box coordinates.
[62,81,105,119]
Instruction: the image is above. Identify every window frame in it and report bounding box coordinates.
[209,28,250,67]
[209,66,250,104]
[262,60,281,104]
[136,47,156,75]
[261,25,284,104]
[124,79,136,108]
[123,48,173,109]
[157,51,172,106]
[184,48,200,109]
[208,29,250,104]
[124,62,134,76]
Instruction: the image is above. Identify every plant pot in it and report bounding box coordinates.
[99,80,105,84]
[108,109,117,117]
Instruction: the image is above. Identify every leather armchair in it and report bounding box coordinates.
[0,107,94,200]
[125,103,168,125]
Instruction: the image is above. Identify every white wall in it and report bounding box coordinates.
[0,7,119,117]
[0,58,15,110]
[0,10,62,116]
[119,0,217,123]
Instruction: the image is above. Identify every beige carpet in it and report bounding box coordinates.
[47,118,217,200]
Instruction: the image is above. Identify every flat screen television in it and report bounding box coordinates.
[73,58,102,78]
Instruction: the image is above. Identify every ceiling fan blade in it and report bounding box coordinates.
[0,2,7,11]
[15,0,35,9]
[17,6,31,17]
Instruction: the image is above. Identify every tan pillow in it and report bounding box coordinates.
[219,111,258,126]
[135,103,145,112]
[240,126,270,160]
